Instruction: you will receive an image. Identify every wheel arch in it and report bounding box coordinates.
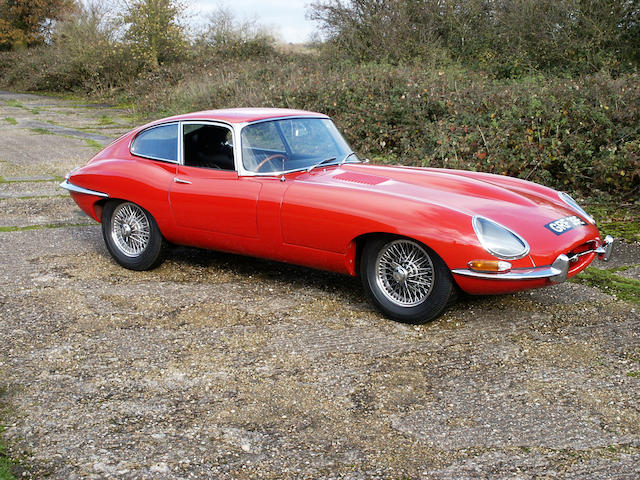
[347,231,451,278]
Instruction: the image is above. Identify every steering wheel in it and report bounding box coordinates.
[255,153,287,172]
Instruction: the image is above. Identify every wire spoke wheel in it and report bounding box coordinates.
[374,239,434,307]
[110,202,151,257]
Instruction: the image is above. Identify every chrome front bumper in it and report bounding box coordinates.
[452,235,614,283]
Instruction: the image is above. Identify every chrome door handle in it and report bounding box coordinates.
[173,177,192,184]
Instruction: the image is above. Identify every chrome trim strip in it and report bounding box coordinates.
[452,266,561,280]
[452,253,569,281]
[59,179,109,198]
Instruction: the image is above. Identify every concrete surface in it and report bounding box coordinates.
[0,91,639,479]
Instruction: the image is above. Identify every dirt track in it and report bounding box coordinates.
[1,91,639,479]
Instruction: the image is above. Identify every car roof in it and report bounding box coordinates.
[153,108,329,125]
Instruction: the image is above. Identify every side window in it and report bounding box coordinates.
[183,124,235,171]
[130,123,178,162]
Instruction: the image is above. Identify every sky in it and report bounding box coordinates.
[192,1,320,44]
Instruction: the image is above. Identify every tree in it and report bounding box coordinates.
[309,0,640,71]
[120,0,187,69]
[0,0,75,50]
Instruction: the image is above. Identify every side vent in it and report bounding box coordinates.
[334,172,387,186]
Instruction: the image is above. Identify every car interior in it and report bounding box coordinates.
[183,124,235,170]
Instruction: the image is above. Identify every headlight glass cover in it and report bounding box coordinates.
[472,216,530,260]
[559,192,595,224]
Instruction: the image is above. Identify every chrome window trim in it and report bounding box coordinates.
[129,122,180,164]
[60,179,109,198]
[179,120,237,171]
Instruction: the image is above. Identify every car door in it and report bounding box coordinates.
[169,122,261,238]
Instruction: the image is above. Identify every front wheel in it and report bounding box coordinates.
[361,236,454,324]
[101,200,166,271]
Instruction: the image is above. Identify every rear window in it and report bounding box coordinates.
[130,123,178,162]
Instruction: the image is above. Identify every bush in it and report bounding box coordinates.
[121,58,639,199]
[0,1,637,200]
[309,0,640,75]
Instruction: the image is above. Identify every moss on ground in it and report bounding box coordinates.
[586,201,640,243]
[571,266,640,304]
[0,432,16,480]
[0,388,17,480]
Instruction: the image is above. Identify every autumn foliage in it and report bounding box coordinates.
[0,0,75,50]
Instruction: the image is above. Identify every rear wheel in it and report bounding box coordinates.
[361,236,454,324]
[102,200,166,271]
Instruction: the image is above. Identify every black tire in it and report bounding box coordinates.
[101,200,166,271]
[360,236,455,324]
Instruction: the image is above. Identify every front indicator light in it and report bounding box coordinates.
[468,260,512,273]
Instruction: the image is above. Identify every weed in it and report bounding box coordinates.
[4,118,17,126]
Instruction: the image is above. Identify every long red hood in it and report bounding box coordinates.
[292,163,601,265]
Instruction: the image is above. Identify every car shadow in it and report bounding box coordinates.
[167,245,366,303]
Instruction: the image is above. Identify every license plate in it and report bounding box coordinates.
[545,215,586,235]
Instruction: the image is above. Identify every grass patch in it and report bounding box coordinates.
[5,100,23,109]
[0,222,96,232]
[0,194,68,201]
[0,428,16,480]
[29,128,50,135]
[571,267,640,304]
[97,114,115,125]
[627,371,640,378]
[0,387,17,480]
[4,118,16,126]
[0,178,61,184]
[85,139,103,150]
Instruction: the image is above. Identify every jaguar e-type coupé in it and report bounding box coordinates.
[61,108,613,323]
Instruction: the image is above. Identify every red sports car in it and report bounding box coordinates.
[61,108,613,323]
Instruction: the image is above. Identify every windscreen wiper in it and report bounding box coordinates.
[340,152,358,165]
[306,156,337,172]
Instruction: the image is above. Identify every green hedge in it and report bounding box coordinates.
[127,58,639,199]
[1,49,638,199]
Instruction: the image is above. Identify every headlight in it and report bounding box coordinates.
[472,216,530,260]
[559,192,595,224]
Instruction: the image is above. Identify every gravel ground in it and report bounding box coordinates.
[0,91,639,479]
